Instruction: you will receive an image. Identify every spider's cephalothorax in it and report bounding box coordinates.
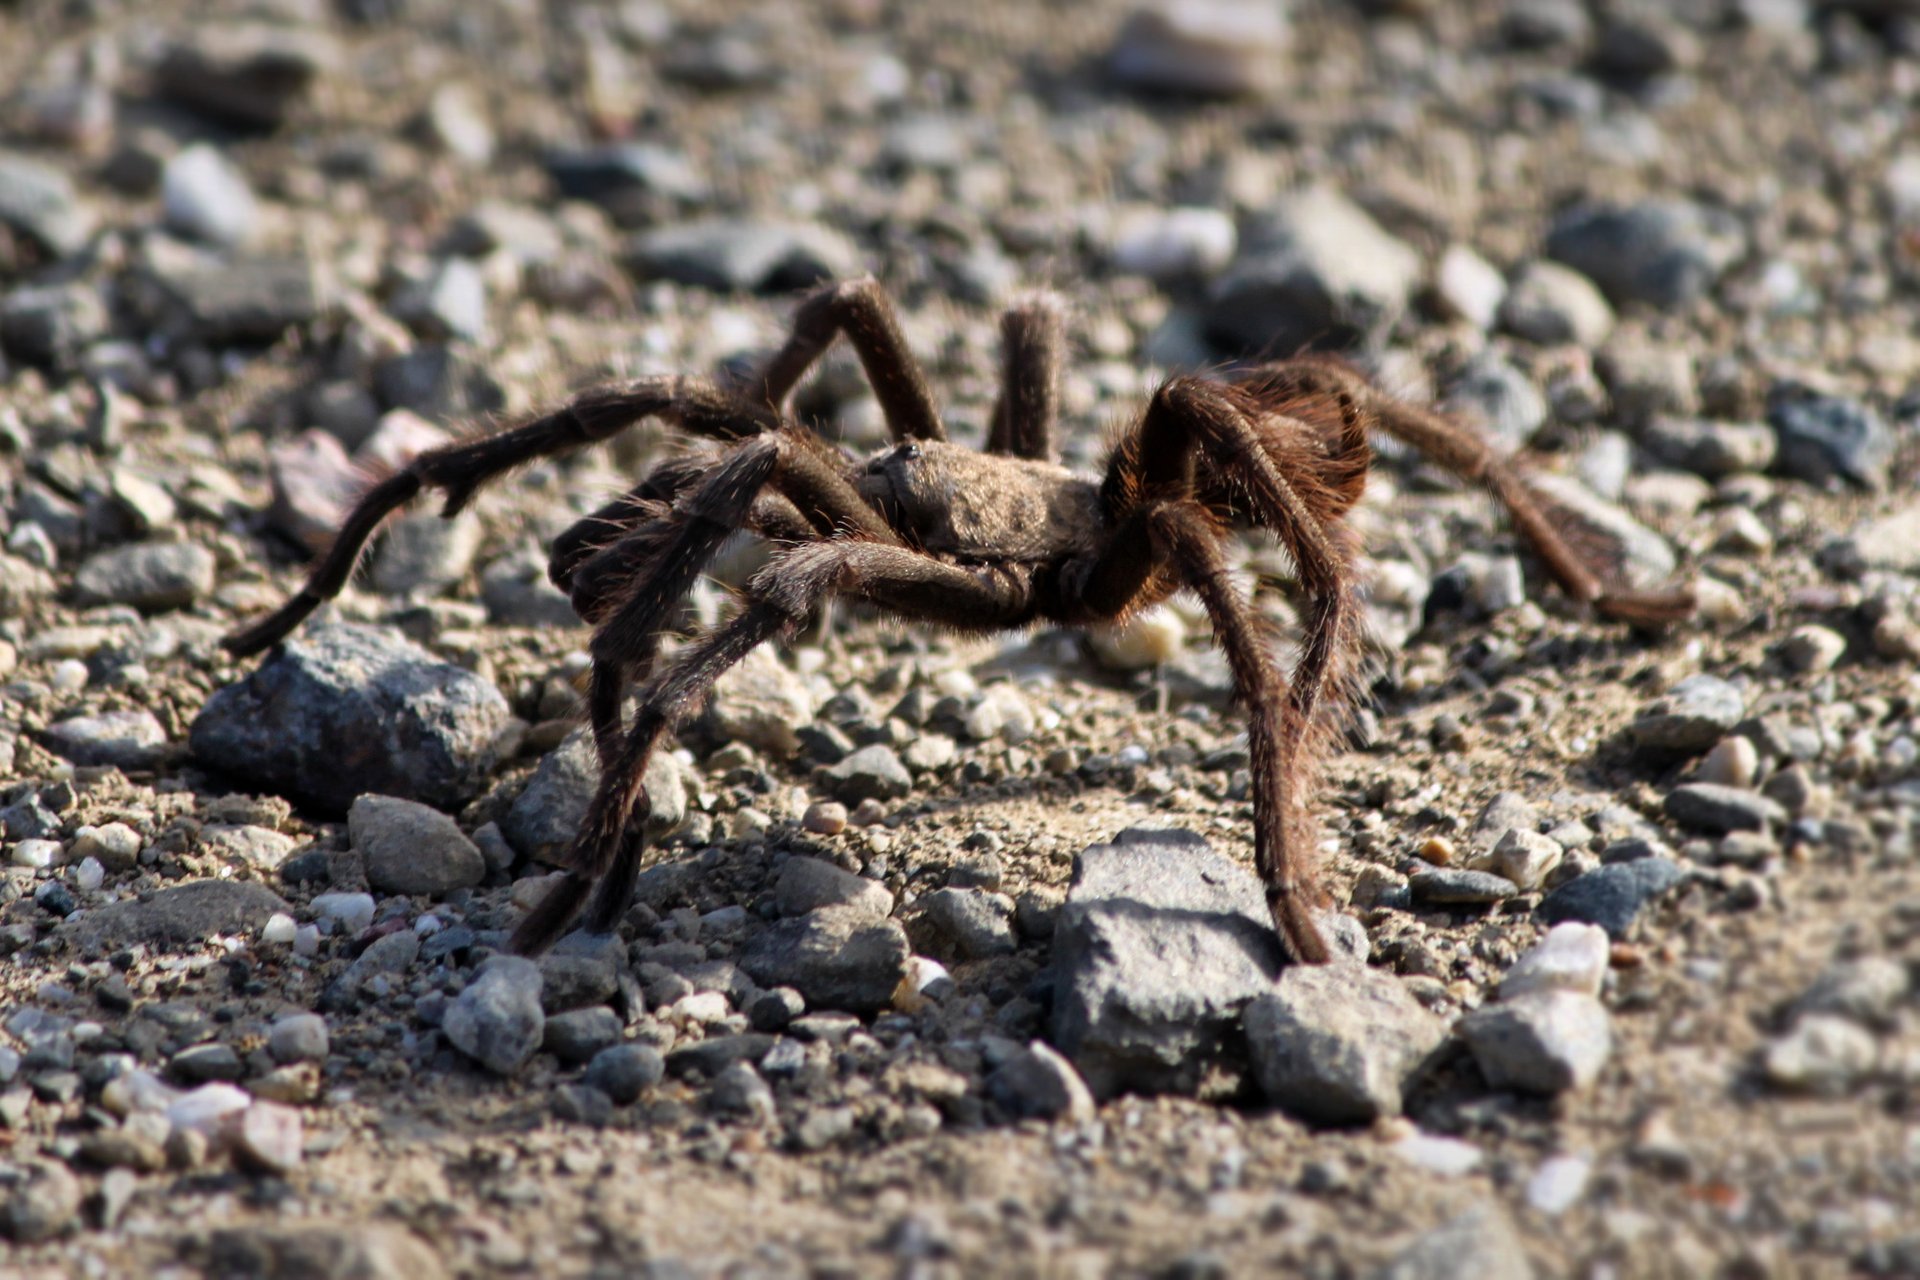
[225,278,1694,965]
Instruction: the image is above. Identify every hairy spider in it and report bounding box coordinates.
[225,277,1694,965]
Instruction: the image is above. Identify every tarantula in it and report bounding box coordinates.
[226,277,1694,965]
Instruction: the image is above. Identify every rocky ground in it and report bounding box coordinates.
[3,0,1920,1276]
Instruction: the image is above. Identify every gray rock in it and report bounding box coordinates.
[1766,382,1893,490]
[625,218,859,294]
[584,1043,665,1104]
[162,145,259,248]
[1373,1207,1533,1280]
[1442,352,1547,453]
[1525,472,1679,589]
[0,282,110,369]
[1245,964,1447,1124]
[1485,829,1564,892]
[341,930,419,991]
[349,794,485,896]
[171,1041,244,1083]
[1107,1,1290,97]
[205,1226,446,1280]
[1544,198,1746,310]
[392,258,488,343]
[0,150,97,259]
[191,624,510,814]
[1050,828,1283,1099]
[738,907,910,1015]
[268,1013,329,1064]
[1537,859,1688,938]
[1459,989,1612,1093]
[148,254,328,344]
[543,1007,623,1065]
[917,887,1017,960]
[73,542,216,611]
[1410,867,1518,905]
[1206,185,1422,355]
[442,201,564,265]
[442,956,546,1075]
[1503,0,1591,48]
[1837,502,1920,575]
[1630,675,1746,753]
[1499,259,1616,347]
[501,727,685,862]
[986,1040,1097,1123]
[74,879,289,948]
[773,856,894,921]
[704,647,815,755]
[1592,15,1701,81]
[1432,243,1506,330]
[822,744,912,803]
[479,547,579,627]
[537,942,622,1014]
[2,1161,82,1244]
[152,27,334,131]
[546,144,709,218]
[1791,957,1910,1028]
[374,345,505,422]
[1664,783,1786,833]
[709,1061,776,1123]
[370,512,483,598]
[42,709,169,770]
[1639,417,1777,479]
[1763,1014,1878,1093]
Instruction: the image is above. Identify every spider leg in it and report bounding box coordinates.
[749,277,947,443]
[511,543,1035,955]
[1242,357,1695,625]
[986,291,1065,463]
[224,376,782,656]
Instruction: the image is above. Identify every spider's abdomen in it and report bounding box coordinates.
[863,440,1105,562]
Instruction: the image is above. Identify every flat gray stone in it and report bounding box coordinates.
[42,709,169,770]
[72,542,216,611]
[349,794,485,896]
[738,907,909,1015]
[442,956,545,1075]
[1459,990,1613,1094]
[916,887,1017,960]
[1629,674,1746,753]
[72,880,289,948]
[1373,1207,1533,1280]
[1050,827,1284,1099]
[1664,782,1785,833]
[773,856,893,921]
[1245,964,1447,1125]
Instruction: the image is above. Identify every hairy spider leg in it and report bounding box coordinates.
[986,292,1066,463]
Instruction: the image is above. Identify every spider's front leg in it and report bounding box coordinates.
[510,543,1035,955]
[749,277,947,443]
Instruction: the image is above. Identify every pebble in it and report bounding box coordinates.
[1207,185,1422,355]
[153,28,332,131]
[822,744,913,803]
[1629,675,1746,754]
[1244,964,1447,1124]
[625,218,858,294]
[801,801,848,835]
[543,1007,623,1065]
[584,1043,665,1105]
[78,879,289,948]
[1409,867,1518,905]
[1499,259,1616,347]
[502,727,684,862]
[916,887,1017,961]
[1,282,110,369]
[1766,383,1892,490]
[165,1082,251,1139]
[1087,604,1186,670]
[738,908,910,1015]
[1835,502,1920,575]
[1537,859,1687,938]
[1544,198,1746,310]
[749,987,806,1032]
[2,1161,82,1243]
[1108,206,1237,279]
[1444,354,1546,453]
[1504,0,1592,48]
[538,940,621,1012]
[161,145,260,248]
[10,840,61,870]
[1377,1207,1532,1280]
[705,647,816,756]
[1527,1153,1594,1215]
[443,956,547,1075]
[1638,417,1776,479]
[986,1041,1097,1123]
[349,794,485,896]
[1484,828,1563,892]
[150,251,328,345]
[312,892,377,935]
[370,512,483,598]
[72,541,216,611]
[774,856,894,922]
[1051,828,1286,1098]
[191,624,511,814]
[1792,957,1909,1028]
[268,1013,329,1064]
[1778,625,1846,675]
[171,1042,244,1083]
[1664,783,1785,834]
[1106,0,1289,97]
[1432,243,1506,330]
[42,709,169,770]
[234,1101,304,1174]
[1458,989,1613,1093]
[423,83,494,165]
[1389,1131,1484,1177]
[1763,1015,1878,1093]
[0,150,98,259]
[1500,922,1611,999]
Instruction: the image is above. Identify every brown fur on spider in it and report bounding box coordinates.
[224,276,1695,966]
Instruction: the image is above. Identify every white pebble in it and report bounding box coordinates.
[71,856,105,892]
[1696,736,1759,789]
[292,924,321,957]
[165,1082,252,1138]
[1390,1132,1483,1177]
[414,914,444,936]
[310,892,375,935]
[1110,206,1237,279]
[1088,604,1186,670]
[1501,922,1611,999]
[1527,1153,1592,1215]
[10,839,62,870]
[260,913,297,945]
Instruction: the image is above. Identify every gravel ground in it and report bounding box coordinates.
[3,0,1920,1276]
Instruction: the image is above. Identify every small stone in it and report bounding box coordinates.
[822,744,913,804]
[171,1042,244,1084]
[1484,829,1562,892]
[1459,990,1613,1093]
[1526,1153,1593,1216]
[1375,1207,1532,1280]
[538,939,621,1012]
[1107,1,1289,98]
[1664,783,1785,834]
[1697,737,1760,789]
[1499,259,1616,347]
[1206,185,1422,355]
[234,1101,303,1175]
[801,801,847,835]
[191,624,510,814]
[151,253,328,345]
[423,83,493,165]
[916,887,1017,961]
[268,1014,328,1064]
[1536,859,1688,938]
[1766,383,1892,490]
[1245,965,1447,1125]
[161,145,259,248]
[738,908,910,1016]
[311,892,376,935]
[43,710,168,770]
[0,151,97,259]
[349,794,485,896]
[583,1043,665,1105]
[749,987,806,1032]
[2,1161,82,1243]
[986,1041,1097,1123]
[153,28,332,131]
[542,1007,623,1065]
[10,840,60,870]
[708,1061,776,1124]
[1501,923,1611,999]
[774,856,893,921]
[1630,675,1746,754]
[75,879,289,948]
[1779,625,1846,675]
[442,957,546,1075]
[1763,1015,1878,1093]
[370,512,483,598]
[73,542,216,611]
[165,1082,251,1140]
[501,728,684,862]
[624,219,858,294]
[1544,199,1745,310]
[1433,243,1506,331]
[1792,958,1909,1028]
[1,282,109,369]
[1409,867,1518,905]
